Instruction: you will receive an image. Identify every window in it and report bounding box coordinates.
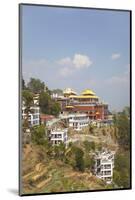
[104,164,111,169]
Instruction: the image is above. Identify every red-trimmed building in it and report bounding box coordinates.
[54,88,109,121]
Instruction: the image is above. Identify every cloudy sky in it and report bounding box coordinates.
[21,5,130,111]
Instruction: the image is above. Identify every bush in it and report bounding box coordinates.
[84,154,95,170]
[74,147,85,172]
[83,141,95,152]
[31,125,46,145]
[113,151,130,188]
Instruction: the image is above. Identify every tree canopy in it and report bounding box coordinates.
[39,91,61,116]
[51,101,61,116]
[74,147,85,172]
[31,125,46,145]
[39,91,51,114]
[27,78,45,94]
[113,151,130,188]
[22,90,34,129]
[113,108,130,150]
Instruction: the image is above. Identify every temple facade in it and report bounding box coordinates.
[53,88,109,121]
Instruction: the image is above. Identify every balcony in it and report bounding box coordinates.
[69,119,89,123]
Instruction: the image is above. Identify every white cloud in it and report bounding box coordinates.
[111,53,121,60]
[57,53,93,77]
[23,54,93,79]
[57,53,92,69]
[73,54,92,69]
[57,57,72,66]
[59,67,73,77]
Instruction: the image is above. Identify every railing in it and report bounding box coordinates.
[69,119,89,123]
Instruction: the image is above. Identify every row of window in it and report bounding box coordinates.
[72,122,89,126]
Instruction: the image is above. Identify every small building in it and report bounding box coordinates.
[91,119,113,128]
[63,88,77,97]
[68,113,90,131]
[22,106,40,127]
[94,150,115,184]
[50,128,68,145]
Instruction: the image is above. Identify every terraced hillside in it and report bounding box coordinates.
[22,144,107,194]
[22,125,118,194]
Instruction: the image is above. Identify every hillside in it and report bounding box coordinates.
[22,144,106,194]
[22,126,118,194]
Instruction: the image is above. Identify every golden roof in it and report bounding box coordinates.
[81,89,95,96]
[69,95,99,99]
[66,105,74,108]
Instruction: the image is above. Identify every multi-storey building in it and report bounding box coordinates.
[52,88,109,121]
[49,128,68,145]
[94,150,115,184]
[68,113,89,131]
[22,105,40,127]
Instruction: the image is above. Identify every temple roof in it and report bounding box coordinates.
[69,95,99,99]
[81,89,95,96]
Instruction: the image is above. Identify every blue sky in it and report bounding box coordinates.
[22,5,130,111]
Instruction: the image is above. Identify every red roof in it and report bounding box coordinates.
[40,114,55,121]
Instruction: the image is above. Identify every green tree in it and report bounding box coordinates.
[84,154,95,170]
[22,78,26,90]
[31,125,46,145]
[22,90,34,129]
[115,110,130,150]
[113,151,130,188]
[39,91,51,114]
[51,101,61,116]
[83,141,95,152]
[123,106,130,117]
[53,142,66,160]
[74,147,85,172]
[96,143,102,151]
[27,78,45,93]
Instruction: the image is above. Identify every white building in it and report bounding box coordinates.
[68,113,90,131]
[91,119,113,128]
[94,150,115,184]
[22,106,40,127]
[50,128,68,145]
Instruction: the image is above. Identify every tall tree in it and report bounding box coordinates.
[22,90,34,129]
[115,110,130,150]
[51,101,61,116]
[22,78,26,90]
[74,147,85,172]
[27,78,45,94]
[39,91,51,114]
[31,125,46,145]
[113,151,130,188]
